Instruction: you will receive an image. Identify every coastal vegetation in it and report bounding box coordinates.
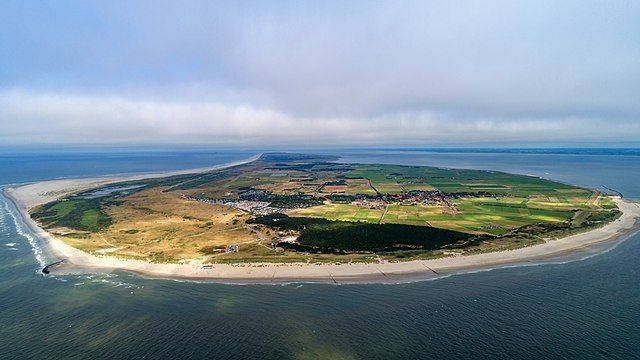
[30,153,621,263]
[32,198,113,232]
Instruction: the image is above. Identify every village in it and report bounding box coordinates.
[186,187,500,214]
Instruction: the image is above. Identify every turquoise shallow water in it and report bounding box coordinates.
[0,149,639,359]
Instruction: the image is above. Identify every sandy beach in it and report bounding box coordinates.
[3,157,639,284]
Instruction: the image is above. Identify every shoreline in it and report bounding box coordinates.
[2,156,639,284]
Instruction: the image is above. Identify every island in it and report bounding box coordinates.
[4,153,639,283]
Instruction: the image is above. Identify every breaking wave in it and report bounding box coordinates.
[0,191,47,269]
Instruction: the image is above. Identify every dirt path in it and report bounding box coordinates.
[98,233,114,247]
[366,178,381,195]
[379,204,389,224]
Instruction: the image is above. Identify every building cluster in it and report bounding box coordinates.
[348,190,456,209]
[184,196,281,215]
[390,190,455,206]
[186,189,499,214]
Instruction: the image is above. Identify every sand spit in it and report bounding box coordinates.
[6,153,262,209]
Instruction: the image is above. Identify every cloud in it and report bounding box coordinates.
[0,1,639,146]
[1,90,637,146]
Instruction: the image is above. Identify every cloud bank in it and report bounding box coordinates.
[1,90,635,146]
[0,1,639,146]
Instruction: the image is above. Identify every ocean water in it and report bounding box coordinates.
[0,148,639,359]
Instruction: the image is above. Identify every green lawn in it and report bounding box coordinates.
[80,209,101,230]
[290,203,384,223]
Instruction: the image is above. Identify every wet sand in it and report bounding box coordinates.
[3,156,639,284]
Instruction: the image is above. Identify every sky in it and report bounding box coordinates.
[1,0,639,147]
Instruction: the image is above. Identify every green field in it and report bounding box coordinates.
[33,198,112,232]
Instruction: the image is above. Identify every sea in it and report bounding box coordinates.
[0,148,639,359]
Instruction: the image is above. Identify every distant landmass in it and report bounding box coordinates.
[29,153,620,264]
[373,148,640,156]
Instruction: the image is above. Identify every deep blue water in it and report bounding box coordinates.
[0,149,258,184]
[0,148,639,359]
